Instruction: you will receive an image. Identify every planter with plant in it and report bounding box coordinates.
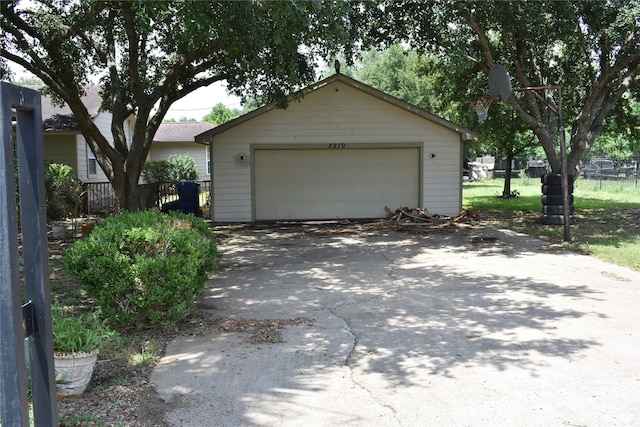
[51,304,117,397]
[44,163,84,239]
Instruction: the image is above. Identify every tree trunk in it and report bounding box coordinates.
[502,152,514,197]
[123,172,142,212]
[111,156,140,211]
[110,170,143,212]
[97,114,153,212]
[567,117,599,176]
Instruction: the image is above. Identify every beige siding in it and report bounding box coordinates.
[43,134,77,169]
[44,113,140,184]
[74,113,140,183]
[147,143,209,180]
[211,80,462,221]
[75,112,111,183]
[76,136,109,183]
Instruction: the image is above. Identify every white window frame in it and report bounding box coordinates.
[87,145,97,176]
[205,146,211,176]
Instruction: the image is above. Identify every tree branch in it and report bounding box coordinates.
[593,65,639,134]
[121,4,146,104]
[49,1,106,50]
[463,10,494,67]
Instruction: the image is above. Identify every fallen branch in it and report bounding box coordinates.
[385,206,473,227]
[449,210,467,224]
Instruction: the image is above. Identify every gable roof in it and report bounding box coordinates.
[31,85,103,132]
[196,73,476,142]
[154,122,215,143]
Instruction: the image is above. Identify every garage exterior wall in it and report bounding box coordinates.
[210,80,463,222]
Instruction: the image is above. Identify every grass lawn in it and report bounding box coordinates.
[463,176,640,271]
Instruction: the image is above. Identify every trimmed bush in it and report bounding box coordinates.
[142,154,198,184]
[63,210,218,330]
[168,154,198,181]
[142,160,172,183]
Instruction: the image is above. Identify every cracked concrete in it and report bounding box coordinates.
[151,222,640,426]
[326,306,357,367]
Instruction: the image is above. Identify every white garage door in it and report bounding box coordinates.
[254,147,420,220]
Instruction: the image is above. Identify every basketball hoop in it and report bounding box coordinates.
[470,97,494,122]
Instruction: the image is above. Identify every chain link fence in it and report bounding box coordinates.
[579,157,639,190]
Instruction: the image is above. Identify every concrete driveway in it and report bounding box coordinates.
[151,222,640,426]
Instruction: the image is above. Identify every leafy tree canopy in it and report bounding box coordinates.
[355,44,438,112]
[11,75,44,86]
[353,0,640,174]
[591,98,640,162]
[202,103,241,126]
[355,44,537,196]
[1,0,356,210]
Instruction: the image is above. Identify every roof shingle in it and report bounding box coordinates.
[34,85,103,131]
[154,122,215,143]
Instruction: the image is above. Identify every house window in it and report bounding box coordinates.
[87,145,97,176]
[205,146,211,175]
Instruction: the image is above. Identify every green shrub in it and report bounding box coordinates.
[142,155,198,184]
[168,154,198,181]
[142,160,172,183]
[63,210,218,330]
[44,162,83,221]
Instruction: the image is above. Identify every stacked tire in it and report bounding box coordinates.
[541,174,575,225]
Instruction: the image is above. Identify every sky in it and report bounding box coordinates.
[163,82,242,122]
[10,63,242,122]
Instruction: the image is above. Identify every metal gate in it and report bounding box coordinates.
[1,82,57,425]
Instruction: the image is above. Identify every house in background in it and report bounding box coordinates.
[148,122,215,180]
[37,85,214,183]
[39,85,117,184]
[197,73,475,222]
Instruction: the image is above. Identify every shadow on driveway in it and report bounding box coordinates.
[153,221,639,426]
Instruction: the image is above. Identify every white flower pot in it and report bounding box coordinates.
[51,221,73,240]
[54,348,99,398]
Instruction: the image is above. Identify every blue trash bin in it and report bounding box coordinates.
[176,181,201,215]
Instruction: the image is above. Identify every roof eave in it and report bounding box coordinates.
[195,73,476,142]
[153,139,208,145]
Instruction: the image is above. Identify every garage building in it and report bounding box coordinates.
[196,73,475,222]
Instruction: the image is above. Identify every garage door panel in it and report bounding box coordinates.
[255,148,419,220]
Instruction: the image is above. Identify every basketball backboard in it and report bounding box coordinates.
[488,64,512,101]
